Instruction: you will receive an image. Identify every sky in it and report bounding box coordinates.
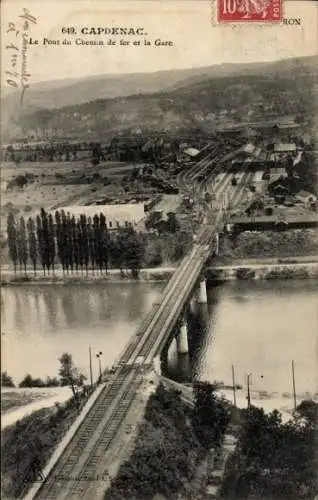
[1,0,317,85]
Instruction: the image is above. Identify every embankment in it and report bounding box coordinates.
[206,262,318,282]
[2,260,318,286]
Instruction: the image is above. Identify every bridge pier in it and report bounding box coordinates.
[175,317,189,354]
[196,278,208,304]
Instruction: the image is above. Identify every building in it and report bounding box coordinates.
[230,213,317,232]
[274,143,297,154]
[183,147,200,159]
[54,203,145,229]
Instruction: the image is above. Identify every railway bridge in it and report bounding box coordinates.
[26,208,224,500]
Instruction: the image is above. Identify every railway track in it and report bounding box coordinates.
[30,171,250,500]
[33,365,144,500]
[32,246,203,500]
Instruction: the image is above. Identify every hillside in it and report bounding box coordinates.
[2,55,317,141]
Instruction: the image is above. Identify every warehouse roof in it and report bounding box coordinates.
[54,203,145,226]
[183,147,200,158]
[274,143,297,153]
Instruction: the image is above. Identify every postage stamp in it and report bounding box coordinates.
[217,0,283,22]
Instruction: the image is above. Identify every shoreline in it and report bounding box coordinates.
[1,259,318,285]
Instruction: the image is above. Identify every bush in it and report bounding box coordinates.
[1,394,83,498]
[106,384,201,500]
[1,371,15,387]
[236,267,255,280]
[19,374,45,388]
[147,252,163,267]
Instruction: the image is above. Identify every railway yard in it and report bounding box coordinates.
[2,129,317,500]
[2,132,316,242]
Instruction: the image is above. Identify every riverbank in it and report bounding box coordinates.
[2,257,318,285]
[1,387,72,430]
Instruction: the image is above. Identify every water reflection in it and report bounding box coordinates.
[165,280,318,397]
[2,279,317,396]
[1,283,164,384]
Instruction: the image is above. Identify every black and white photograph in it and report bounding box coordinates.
[1,1,317,499]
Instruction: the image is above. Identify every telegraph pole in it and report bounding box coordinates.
[231,364,237,407]
[96,351,103,382]
[246,373,252,409]
[292,360,297,412]
[89,346,93,389]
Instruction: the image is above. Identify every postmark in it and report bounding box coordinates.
[217,0,283,23]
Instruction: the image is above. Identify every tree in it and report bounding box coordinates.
[19,374,45,388]
[1,371,15,387]
[166,212,180,233]
[40,208,50,272]
[27,217,37,274]
[79,214,89,275]
[296,399,317,426]
[55,210,64,272]
[61,210,70,272]
[145,211,162,231]
[76,220,84,273]
[58,353,86,400]
[220,404,317,500]
[66,213,74,272]
[87,217,96,273]
[17,216,28,273]
[48,214,56,272]
[109,229,125,275]
[92,214,101,272]
[99,213,109,274]
[70,215,79,272]
[193,381,231,448]
[7,213,18,273]
[36,214,45,274]
[124,227,145,278]
[91,142,101,166]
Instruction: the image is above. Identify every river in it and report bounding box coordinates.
[1,280,317,397]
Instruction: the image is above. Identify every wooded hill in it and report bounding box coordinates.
[2,55,317,141]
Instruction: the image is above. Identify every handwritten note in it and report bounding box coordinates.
[5,8,37,104]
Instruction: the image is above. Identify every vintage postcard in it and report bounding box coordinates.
[1,0,317,499]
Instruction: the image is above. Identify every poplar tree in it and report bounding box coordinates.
[77,220,84,274]
[65,214,73,272]
[92,214,101,273]
[61,210,69,273]
[36,214,46,274]
[27,217,37,275]
[48,213,56,272]
[71,215,79,272]
[40,208,50,273]
[99,212,109,274]
[55,210,64,272]
[87,217,95,273]
[18,216,28,273]
[80,214,89,275]
[7,213,18,274]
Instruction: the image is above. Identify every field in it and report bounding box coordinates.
[1,160,144,244]
[1,388,68,414]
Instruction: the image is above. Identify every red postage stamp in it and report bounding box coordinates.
[217,0,283,22]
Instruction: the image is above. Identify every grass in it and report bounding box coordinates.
[218,229,318,263]
[1,391,55,414]
[1,392,89,499]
